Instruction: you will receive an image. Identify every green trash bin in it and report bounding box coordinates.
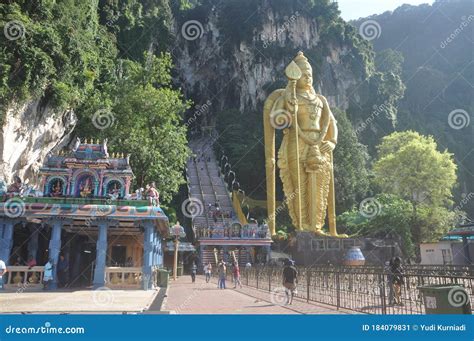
[418,284,472,314]
[158,269,169,287]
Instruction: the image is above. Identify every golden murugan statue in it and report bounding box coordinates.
[263,51,347,238]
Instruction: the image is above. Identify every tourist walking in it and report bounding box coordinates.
[204,262,212,283]
[57,255,69,288]
[390,257,405,306]
[217,259,226,289]
[43,259,54,290]
[282,259,298,305]
[191,262,197,283]
[232,262,242,289]
[0,258,7,290]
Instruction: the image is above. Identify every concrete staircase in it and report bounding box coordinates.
[186,137,235,230]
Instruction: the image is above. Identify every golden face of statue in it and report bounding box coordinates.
[296,68,313,90]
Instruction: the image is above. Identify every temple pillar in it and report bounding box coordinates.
[48,220,62,289]
[0,220,14,265]
[142,221,154,290]
[93,220,108,288]
[156,235,162,267]
[70,180,76,197]
[125,178,131,197]
[151,229,157,267]
[199,246,204,270]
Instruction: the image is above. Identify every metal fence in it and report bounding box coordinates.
[239,265,474,314]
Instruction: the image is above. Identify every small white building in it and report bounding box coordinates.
[420,241,455,265]
[420,239,474,265]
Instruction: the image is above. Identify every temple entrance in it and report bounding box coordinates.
[111,245,127,266]
[10,223,51,266]
[68,235,96,288]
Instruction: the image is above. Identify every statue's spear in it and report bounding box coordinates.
[285,61,303,229]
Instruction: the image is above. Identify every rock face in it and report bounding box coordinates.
[0,100,76,186]
[173,2,362,117]
[1,1,364,186]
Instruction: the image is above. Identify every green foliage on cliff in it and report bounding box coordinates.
[0,0,116,111]
[1,0,190,203]
[340,131,459,258]
[75,53,191,202]
[354,0,474,218]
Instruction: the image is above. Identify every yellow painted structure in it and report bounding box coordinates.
[263,52,347,238]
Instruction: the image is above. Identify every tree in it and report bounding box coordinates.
[374,131,457,207]
[375,49,404,76]
[332,109,370,213]
[372,131,458,256]
[77,53,191,203]
[338,194,415,257]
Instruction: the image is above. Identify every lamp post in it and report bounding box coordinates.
[171,222,186,280]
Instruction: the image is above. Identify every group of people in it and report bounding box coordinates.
[199,260,244,290]
[0,254,69,291]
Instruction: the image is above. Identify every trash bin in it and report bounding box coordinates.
[418,284,472,314]
[158,269,169,287]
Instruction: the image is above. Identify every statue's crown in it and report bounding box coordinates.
[294,51,311,71]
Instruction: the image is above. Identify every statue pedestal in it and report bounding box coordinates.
[291,231,401,266]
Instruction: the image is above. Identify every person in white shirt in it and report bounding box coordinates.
[0,259,7,290]
[204,262,212,283]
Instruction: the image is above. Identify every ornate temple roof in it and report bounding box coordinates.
[43,138,132,173]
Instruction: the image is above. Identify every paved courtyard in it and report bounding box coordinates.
[163,276,350,314]
[0,288,158,314]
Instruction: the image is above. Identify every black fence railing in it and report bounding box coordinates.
[238,265,474,314]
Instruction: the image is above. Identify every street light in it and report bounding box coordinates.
[170,221,186,280]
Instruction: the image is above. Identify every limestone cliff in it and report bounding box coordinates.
[0,100,76,185]
[172,1,366,119]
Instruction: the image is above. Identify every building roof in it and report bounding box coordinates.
[0,197,169,236]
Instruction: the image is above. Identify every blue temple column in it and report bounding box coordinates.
[142,221,154,290]
[93,220,108,289]
[199,246,204,270]
[156,232,163,268]
[48,219,62,289]
[152,229,157,268]
[0,219,15,264]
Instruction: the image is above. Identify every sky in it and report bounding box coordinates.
[337,0,436,21]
